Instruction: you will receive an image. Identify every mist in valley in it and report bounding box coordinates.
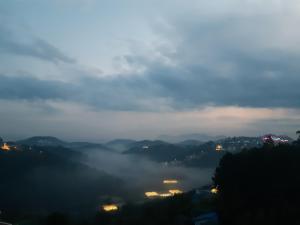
[81,147,214,202]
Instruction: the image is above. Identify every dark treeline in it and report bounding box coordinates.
[0,146,124,216]
[214,140,300,225]
[0,192,216,225]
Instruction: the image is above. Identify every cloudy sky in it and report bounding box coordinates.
[0,0,300,141]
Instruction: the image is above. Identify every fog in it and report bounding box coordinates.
[82,148,214,202]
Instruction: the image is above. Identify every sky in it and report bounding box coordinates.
[0,0,300,141]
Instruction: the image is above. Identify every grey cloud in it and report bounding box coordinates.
[1,10,300,110]
[0,75,73,101]
[0,51,299,112]
[0,26,75,64]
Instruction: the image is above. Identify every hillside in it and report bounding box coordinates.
[105,139,136,152]
[123,140,188,162]
[17,136,111,152]
[0,146,124,215]
[214,142,300,225]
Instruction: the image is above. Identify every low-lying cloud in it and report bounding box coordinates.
[83,149,214,201]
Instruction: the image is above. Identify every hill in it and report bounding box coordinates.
[105,139,136,152]
[214,142,300,225]
[0,146,124,215]
[158,133,226,143]
[123,140,226,168]
[17,136,66,147]
[17,136,111,152]
[123,140,188,162]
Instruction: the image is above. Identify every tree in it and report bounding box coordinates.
[214,144,300,225]
[45,213,70,225]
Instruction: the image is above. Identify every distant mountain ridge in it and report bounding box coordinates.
[178,140,203,146]
[17,136,66,146]
[106,139,136,152]
[123,140,188,162]
[158,133,227,143]
[17,136,110,151]
[8,134,294,160]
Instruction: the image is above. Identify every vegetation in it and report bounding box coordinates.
[214,142,300,225]
[0,191,216,225]
[0,146,123,218]
[296,130,300,141]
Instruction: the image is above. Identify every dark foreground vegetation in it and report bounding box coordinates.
[0,191,216,225]
[0,146,124,215]
[214,140,300,225]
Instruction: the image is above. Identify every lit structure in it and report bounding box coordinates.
[168,189,183,195]
[163,179,178,184]
[1,143,11,151]
[159,193,173,197]
[262,134,290,145]
[215,144,223,151]
[211,187,219,194]
[145,192,159,197]
[145,189,183,198]
[102,204,118,212]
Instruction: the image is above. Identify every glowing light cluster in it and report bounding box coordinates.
[145,189,183,198]
[168,189,183,195]
[163,179,178,184]
[145,192,159,197]
[159,193,173,197]
[262,134,289,144]
[102,204,118,212]
[215,144,223,151]
[1,143,11,151]
[211,187,219,194]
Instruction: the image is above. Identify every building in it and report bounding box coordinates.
[262,134,290,145]
[215,144,223,151]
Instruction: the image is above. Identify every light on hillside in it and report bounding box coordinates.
[159,193,173,197]
[163,179,178,184]
[216,144,223,151]
[211,187,219,194]
[1,143,11,151]
[145,192,159,197]
[102,204,118,212]
[168,189,183,195]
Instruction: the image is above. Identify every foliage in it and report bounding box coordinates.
[0,147,123,216]
[214,144,300,225]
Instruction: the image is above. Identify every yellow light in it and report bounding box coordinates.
[163,179,178,184]
[216,144,223,151]
[168,189,183,195]
[102,204,118,212]
[145,192,159,197]
[211,187,219,194]
[1,143,11,151]
[159,193,173,197]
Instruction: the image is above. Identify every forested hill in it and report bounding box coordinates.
[214,141,300,225]
[0,146,123,215]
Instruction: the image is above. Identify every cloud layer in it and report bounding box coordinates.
[1,0,300,111]
[0,26,75,64]
[0,0,300,139]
